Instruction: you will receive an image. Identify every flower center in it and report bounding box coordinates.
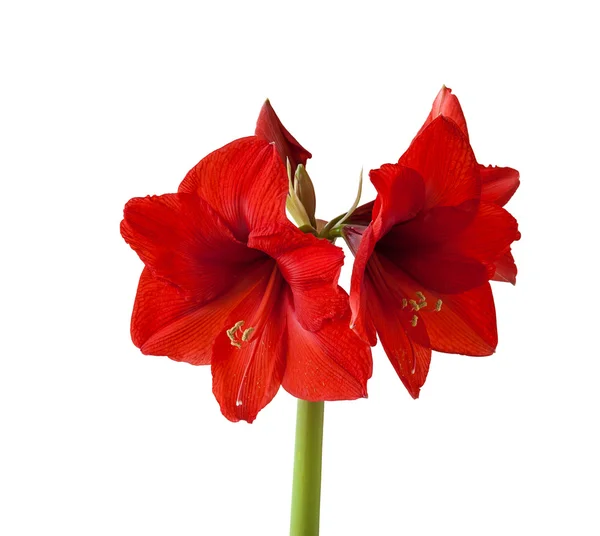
[401,291,443,327]
[225,263,281,350]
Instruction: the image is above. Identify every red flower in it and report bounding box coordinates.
[121,137,371,422]
[344,89,520,398]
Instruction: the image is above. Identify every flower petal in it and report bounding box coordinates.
[132,262,271,364]
[211,266,287,423]
[346,224,378,345]
[379,202,518,294]
[369,164,426,235]
[131,268,210,364]
[282,303,372,401]
[255,99,312,174]
[364,260,432,399]
[351,277,378,347]
[480,165,520,207]
[249,223,347,332]
[178,137,288,241]
[448,202,520,269]
[416,86,469,140]
[366,265,497,356]
[121,193,260,304]
[492,248,518,284]
[390,251,489,295]
[399,116,480,210]
[378,201,478,250]
[420,284,498,356]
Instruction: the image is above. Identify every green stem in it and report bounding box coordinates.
[290,400,324,536]
[319,212,345,238]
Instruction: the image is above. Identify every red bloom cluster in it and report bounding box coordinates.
[121,88,519,421]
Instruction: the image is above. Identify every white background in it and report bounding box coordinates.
[1,1,598,535]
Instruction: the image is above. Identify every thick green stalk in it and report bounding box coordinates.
[290,400,324,536]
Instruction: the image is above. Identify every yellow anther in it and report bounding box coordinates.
[402,298,408,309]
[227,320,246,349]
[227,320,244,337]
[416,291,426,303]
[410,315,418,327]
[409,299,427,311]
[435,299,443,312]
[241,327,255,342]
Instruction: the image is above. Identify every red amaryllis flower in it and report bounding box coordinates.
[344,91,519,398]
[121,136,371,422]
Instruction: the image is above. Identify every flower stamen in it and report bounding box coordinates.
[406,292,430,312]
[227,320,246,349]
[409,299,428,311]
[435,299,443,312]
[241,327,255,342]
[410,315,418,327]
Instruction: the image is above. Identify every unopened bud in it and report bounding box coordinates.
[294,164,317,227]
[286,159,314,230]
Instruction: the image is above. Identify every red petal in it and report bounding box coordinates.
[399,116,479,210]
[416,86,469,141]
[420,284,498,356]
[132,262,271,364]
[282,303,372,401]
[364,257,432,399]
[249,223,348,332]
[131,268,210,364]
[211,266,287,423]
[492,248,518,284]
[415,89,520,210]
[480,165,520,207]
[448,202,519,269]
[346,224,378,345]
[379,201,477,250]
[178,137,288,240]
[380,202,518,294]
[368,267,497,356]
[369,164,426,235]
[121,193,260,304]
[391,251,489,295]
[343,224,368,257]
[377,203,486,295]
[255,99,312,174]
[352,278,378,347]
